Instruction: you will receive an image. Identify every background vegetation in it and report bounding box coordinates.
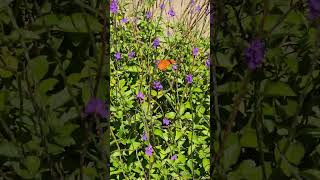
[0,0,108,179]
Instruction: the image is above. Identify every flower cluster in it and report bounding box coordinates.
[153,81,163,91]
[309,0,320,20]
[84,98,108,119]
[244,39,265,70]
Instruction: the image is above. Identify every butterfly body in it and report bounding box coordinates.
[157,59,176,71]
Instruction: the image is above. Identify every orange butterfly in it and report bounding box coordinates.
[157,59,176,71]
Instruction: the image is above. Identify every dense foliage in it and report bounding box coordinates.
[110,0,210,179]
[0,0,108,179]
[211,0,320,179]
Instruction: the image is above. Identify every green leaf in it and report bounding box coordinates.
[28,56,48,82]
[300,169,320,180]
[38,78,58,94]
[58,13,102,33]
[47,143,64,155]
[240,128,258,148]
[175,129,184,141]
[263,81,296,97]
[125,66,142,72]
[24,156,40,174]
[154,129,163,139]
[223,133,240,169]
[202,158,210,172]
[0,55,18,78]
[0,141,20,157]
[128,141,141,155]
[67,73,81,85]
[165,112,176,119]
[276,138,305,165]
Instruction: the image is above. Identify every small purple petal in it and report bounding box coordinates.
[171,154,177,160]
[115,52,121,60]
[110,0,118,14]
[186,74,193,84]
[168,8,175,17]
[142,133,148,141]
[163,118,170,126]
[153,38,160,48]
[146,11,152,19]
[145,144,154,157]
[128,51,135,58]
[121,18,128,23]
[193,47,199,56]
[152,81,163,91]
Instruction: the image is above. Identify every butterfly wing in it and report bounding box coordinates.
[169,60,176,64]
[158,60,171,71]
[157,59,176,71]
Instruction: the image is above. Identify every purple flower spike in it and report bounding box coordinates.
[114,52,121,60]
[110,0,118,14]
[146,11,152,19]
[168,8,175,17]
[206,58,211,68]
[153,38,160,48]
[136,91,145,102]
[160,3,165,9]
[193,47,199,56]
[173,64,177,71]
[244,39,265,70]
[142,133,148,141]
[85,98,108,119]
[145,144,154,157]
[186,74,193,84]
[163,118,170,126]
[128,51,135,58]
[152,81,163,91]
[121,18,128,23]
[195,5,201,12]
[171,154,177,160]
[309,0,320,20]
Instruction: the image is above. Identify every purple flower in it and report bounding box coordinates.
[186,74,193,84]
[114,52,121,60]
[85,98,108,118]
[206,58,211,68]
[170,154,177,160]
[128,51,135,58]
[173,64,177,71]
[121,18,128,23]
[152,81,163,91]
[244,39,265,70]
[153,38,160,48]
[309,0,320,20]
[195,5,201,12]
[160,3,165,9]
[163,118,170,126]
[142,133,148,141]
[190,0,195,5]
[193,47,199,56]
[145,144,154,157]
[110,0,118,14]
[146,11,152,19]
[136,91,144,102]
[168,8,175,17]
